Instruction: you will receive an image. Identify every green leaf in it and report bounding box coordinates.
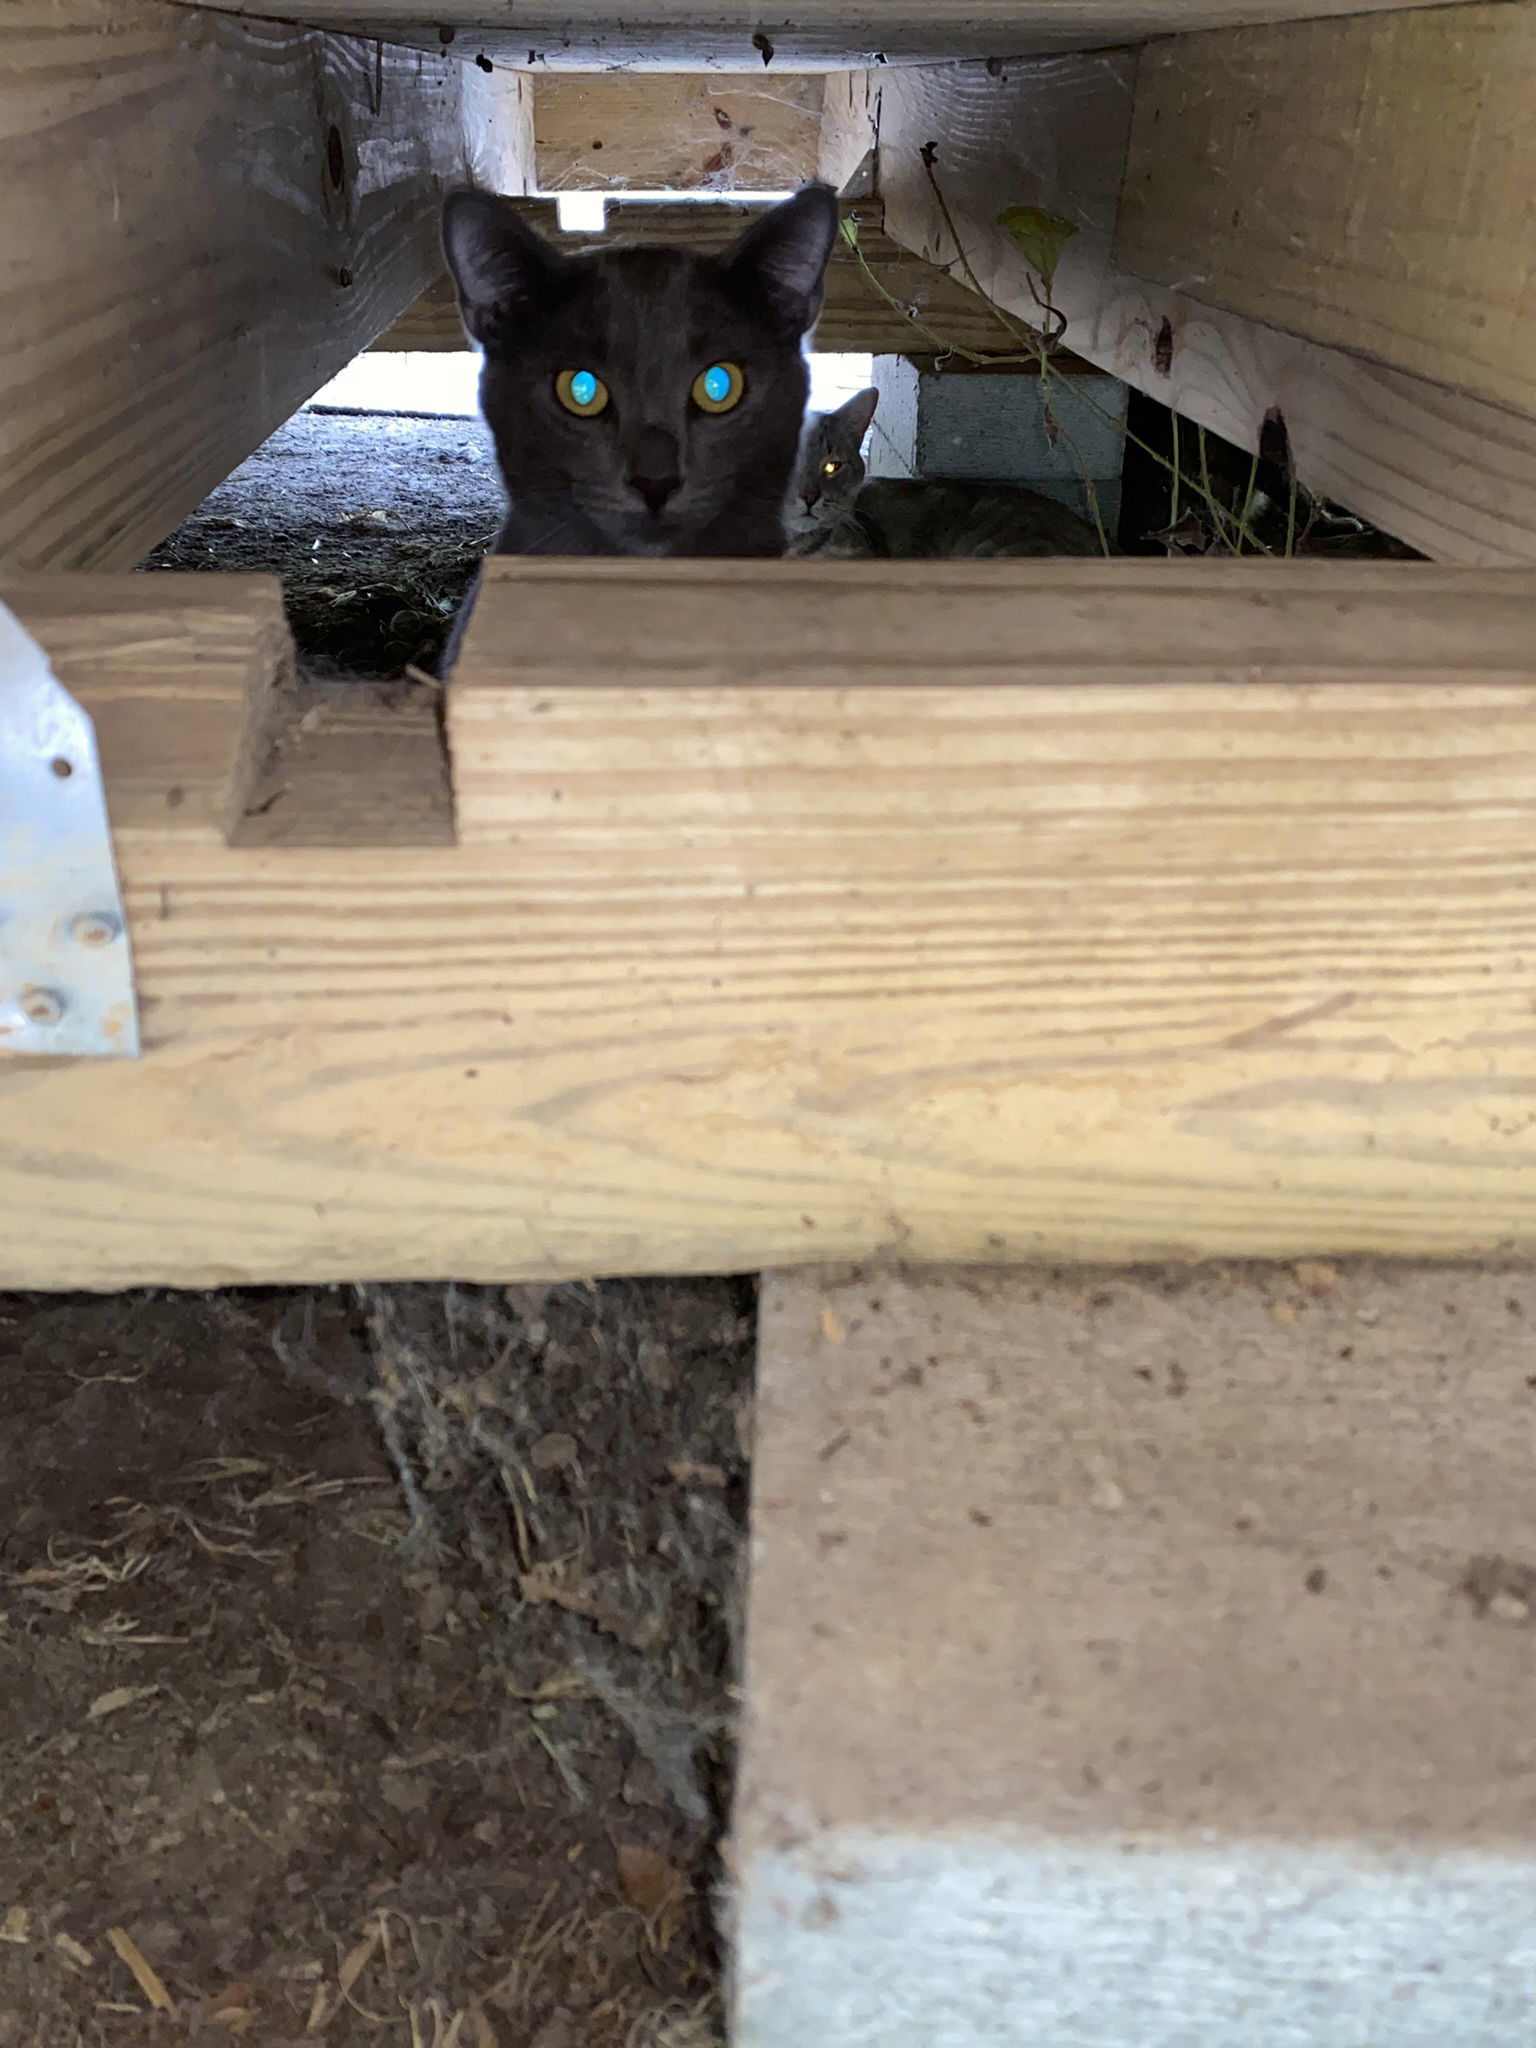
[839,215,860,250]
[995,205,1077,290]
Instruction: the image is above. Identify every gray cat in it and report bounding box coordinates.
[784,386,880,555]
[787,386,1111,558]
[442,184,839,560]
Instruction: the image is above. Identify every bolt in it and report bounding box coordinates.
[69,910,122,948]
[19,985,66,1026]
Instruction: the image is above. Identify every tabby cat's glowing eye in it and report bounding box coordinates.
[821,459,842,477]
[555,369,609,417]
[692,362,745,414]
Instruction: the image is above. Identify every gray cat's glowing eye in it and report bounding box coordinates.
[821,459,842,477]
[556,369,609,417]
[692,362,745,414]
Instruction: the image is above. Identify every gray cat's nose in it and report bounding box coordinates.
[632,472,682,515]
[628,427,682,517]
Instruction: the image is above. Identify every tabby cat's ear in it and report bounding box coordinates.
[722,184,841,338]
[442,190,565,345]
[839,387,880,441]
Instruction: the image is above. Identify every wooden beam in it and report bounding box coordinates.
[0,574,290,840]
[233,689,454,849]
[875,55,1536,563]
[165,0,1496,70]
[371,199,1031,354]
[461,64,537,196]
[737,1265,1536,2046]
[817,70,879,194]
[1115,7,1536,421]
[532,73,824,191]
[370,275,470,352]
[0,0,479,575]
[0,575,453,857]
[7,559,1536,1288]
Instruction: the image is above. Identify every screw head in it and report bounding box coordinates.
[69,910,122,948]
[19,985,66,1026]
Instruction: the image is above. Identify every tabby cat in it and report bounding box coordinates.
[787,386,1111,558]
[442,184,840,560]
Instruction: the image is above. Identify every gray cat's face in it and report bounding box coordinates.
[442,187,839,558]
[785,387,879,545]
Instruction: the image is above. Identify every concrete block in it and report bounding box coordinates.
[868,358,1126,528]
[866,354,920,476]
[733,1264,1536,2046]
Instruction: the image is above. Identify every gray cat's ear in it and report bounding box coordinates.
[723,184,841,337]
[839,387,879,440]
[442,189,563,344]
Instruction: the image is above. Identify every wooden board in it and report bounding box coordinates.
[0,574,290,839]
[738,1265,1536,2045]
[532,73,823,191]
[371,274,472,352]
[0,0,474,574]
[1115,7,1536,421]
[462,64,537,195]
[875,55,1536,563]
[233,677,455,848]
[7,560,1536,1288]
[168,0,1492,70]
[0,575,450,850]
[372,199,1032,354]
[817,70,879,193]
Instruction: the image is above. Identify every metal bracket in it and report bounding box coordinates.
[0,600,139,1058]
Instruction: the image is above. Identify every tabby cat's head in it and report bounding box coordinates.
[784,386,879,546]
[442,186,840,558]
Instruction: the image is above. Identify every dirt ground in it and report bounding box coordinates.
[140,411,502,678]
[0,1280,753,2047]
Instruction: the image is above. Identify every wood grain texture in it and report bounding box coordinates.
[371,274,470,351]
[0,574,453,850]
[1116,7,1536,420]
[532,73,823,191]
[0,0,469,573]
[166,0,1489,69]
[737,1266,1536,2046]
[461,63,535,195]
[6,560,1536,1288]
[876,56,1536,563]
[817,71,879,193]
[233,676,454,848]
[372,198,1028,354]
[0,574,288,838]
